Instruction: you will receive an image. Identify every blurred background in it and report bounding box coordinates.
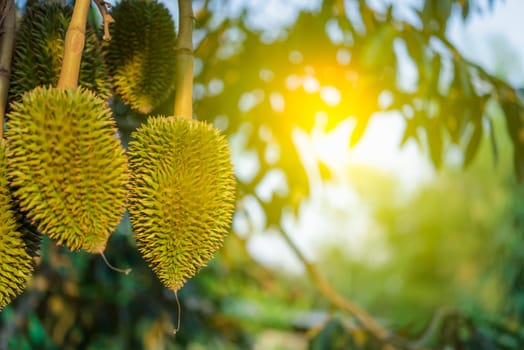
[2,0,524,349]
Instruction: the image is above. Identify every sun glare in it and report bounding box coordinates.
[320,86,341,106]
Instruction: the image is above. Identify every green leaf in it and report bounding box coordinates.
[464,121,483,167]
[487,117,499,165]
[427,119,443,168]
[349,116,371,147]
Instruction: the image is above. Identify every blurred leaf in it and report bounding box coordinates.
[318,160,333,181]
[349,116,371,147]
[500,99,524,181]
[359,0,378,34]
[401,116,420,147]
[309,317,353,350]
[403,33,426,75]
[461,0,471,20]
[464,121,483,167]
[360,23,397,70]
[422,0,453,32]
[427,118,443,168]
[28,314,47,344]
[487,117,499,165]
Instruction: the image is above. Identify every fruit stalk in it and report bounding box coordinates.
[57,0,91,89]
[0,0,16,138]
[174,0,194,120]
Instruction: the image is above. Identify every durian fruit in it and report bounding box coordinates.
[8,2,110,103]
[0,140,35,310]
[5,86,128,253]
[10,191,43,259]
[103,0,176,114]
[128,116,236,292]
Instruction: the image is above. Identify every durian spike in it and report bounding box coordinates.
[174,0,194,120]
[57,0,91,89]
[99,251,132,275]
[0,0,15,136]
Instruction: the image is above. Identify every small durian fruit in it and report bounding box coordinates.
[0,140,35,310]
[6,86,128,253]
[128,116,236,292]
[9,2,110,102]
[103,0,176,114]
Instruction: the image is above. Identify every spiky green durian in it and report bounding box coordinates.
[0,140,35,310]
[5,86,128,253]
[128,116,236,291]
[10,192,43,259]
[103,0,176,114]
[8,2,110,102]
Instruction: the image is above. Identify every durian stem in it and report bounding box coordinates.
[94,0,114,41]
[57,0,91,90]
[173,0,194,120]
[99,251,132,275]
[0,0,16,138]
[173,291,181,335]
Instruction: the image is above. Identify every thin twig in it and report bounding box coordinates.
[279,229,391,341]
[409,306,456,348]
[94,0,114,41]
[57,0,91,89]
[174,0,194,120]
[99,251,132,275]
[0,0,15,138]
[280,229,450,349]
[173,291,181,334]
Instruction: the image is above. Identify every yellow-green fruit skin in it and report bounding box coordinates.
[6,86,128,253]
[9,2,110,102]
[0,140,34,310]
[128,117,236,292]
[103,0,176,114]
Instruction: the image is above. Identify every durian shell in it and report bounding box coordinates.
[11,192,43,259]
[102,0,176,114]
[0,140,35,310]
[128,116,236,291]
[8,2,110,103]
[6,86,128,253]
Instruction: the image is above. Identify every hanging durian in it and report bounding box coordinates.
[6,86,128,253]
[5,0,129,254]
[0,140,35,310]
[102,0,176,114]
[128,0,236,292]
[8,2,110,102]
[128,116,236,291]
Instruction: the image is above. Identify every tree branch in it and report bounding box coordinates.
[280,229,455,349]
[57,0,91,89]
[279,229,392,341]
[0,0,15,138]
[174,0,194,120]
[409,306,456,349]
[94,0,114,41]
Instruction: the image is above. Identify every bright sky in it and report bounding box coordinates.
[241,0,524,273]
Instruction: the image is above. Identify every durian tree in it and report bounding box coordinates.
[1,0,524,348]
